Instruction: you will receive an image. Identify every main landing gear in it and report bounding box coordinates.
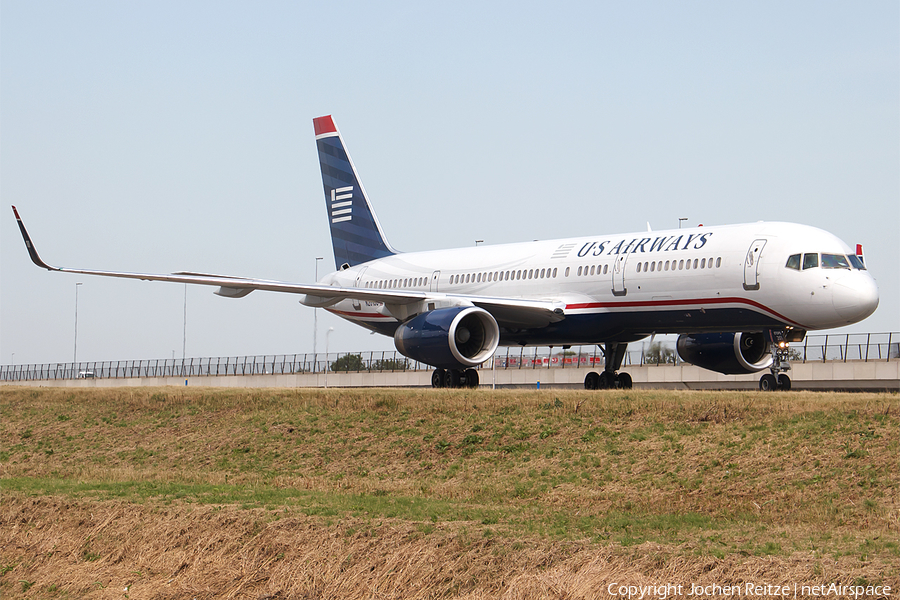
[431,368,479,388]
[584,342,633,390]
[759,330,793,391]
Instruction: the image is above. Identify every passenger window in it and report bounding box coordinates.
[603,264,608,275]
[700,258,706,269]
[678,260,684,270]
[552,268,557,277]
[565,267,570,277]
[716,257,721,268]
[636,263,642,273]
[821,253,850,269]
[785,254,801,270]
[650,262,655,272]
[802,253,818,270]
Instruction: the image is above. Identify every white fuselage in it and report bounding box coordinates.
[321,221,879,346]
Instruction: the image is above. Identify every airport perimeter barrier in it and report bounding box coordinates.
[2,332,898,382]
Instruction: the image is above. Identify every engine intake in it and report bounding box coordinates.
[394,306,500,370]
[676,332,773,375]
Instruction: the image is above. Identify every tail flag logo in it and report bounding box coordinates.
[331,186,353,223]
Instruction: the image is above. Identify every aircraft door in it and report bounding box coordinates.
[612,254,629,297]
[743,239,767,291]
[352,267,368,310]
[430,270,441,292]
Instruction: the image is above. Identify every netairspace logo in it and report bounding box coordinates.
[605,582,893,599]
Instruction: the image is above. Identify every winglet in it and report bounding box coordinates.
[11,206,57,271]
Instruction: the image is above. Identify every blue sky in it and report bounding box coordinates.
[2,1,897,365]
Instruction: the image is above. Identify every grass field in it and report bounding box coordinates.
[1,387,897,599]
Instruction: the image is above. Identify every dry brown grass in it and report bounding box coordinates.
[2,495,896,599]
[1,387,897,598]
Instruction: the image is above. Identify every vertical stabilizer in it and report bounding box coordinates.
[314,115,396,269]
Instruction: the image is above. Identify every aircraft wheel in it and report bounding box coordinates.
[432,369,445,388]
[598,371,613,389]
[759,373,777,391]
[777,374,791,391]
[445,369,461,388]
[617,372,633,389]
[584,372,600,390]
[465,368,479,388]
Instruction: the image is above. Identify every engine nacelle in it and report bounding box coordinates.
[676,332,773,375]
[394,306,500,370]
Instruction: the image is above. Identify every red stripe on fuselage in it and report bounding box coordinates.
[565,296,805,328]
[328,298,804,328]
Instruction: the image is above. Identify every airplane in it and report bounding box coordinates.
[12,115,880,391]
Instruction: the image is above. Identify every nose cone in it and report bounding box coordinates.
[833,274,879,323]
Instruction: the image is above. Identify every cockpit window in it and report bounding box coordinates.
[821,253,850,269]
[847,254,866,270]
[785,254,801,270]
[802,253,818,270]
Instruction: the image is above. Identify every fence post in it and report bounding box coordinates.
[889,332,894,362]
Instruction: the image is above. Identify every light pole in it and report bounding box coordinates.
[182,284,187,359]
[475,240,483,246]
[678,218,688,229]
[74,282,83,365]
[324,327,334,388]
[314,257,323,357]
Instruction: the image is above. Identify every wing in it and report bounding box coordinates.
[13,206,567,329]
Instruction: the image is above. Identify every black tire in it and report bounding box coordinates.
[777,374,791,391]
[617,372,633,389]
[598,371,613,389]
[584,371,600,390]
[446,369,461,388]
[759,373,777,391]
[465,368,479,388]
[432,369,445,388]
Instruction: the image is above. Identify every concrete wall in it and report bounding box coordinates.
[5,360,898,391]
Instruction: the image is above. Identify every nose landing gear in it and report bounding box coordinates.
[758,330,799,391]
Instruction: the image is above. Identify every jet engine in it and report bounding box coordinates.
[675,332,773,375]
[394,306,500,370]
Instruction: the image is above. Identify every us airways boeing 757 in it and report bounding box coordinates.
[13,115,879,390]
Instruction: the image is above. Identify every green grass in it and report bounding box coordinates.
[1,386,897,560]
